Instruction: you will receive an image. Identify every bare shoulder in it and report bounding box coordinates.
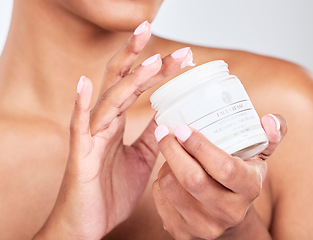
[153,36,313,93]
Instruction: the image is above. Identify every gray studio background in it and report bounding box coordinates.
[1,0,312,72]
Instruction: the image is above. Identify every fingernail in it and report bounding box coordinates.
[171,47,190,59]
[77,76,85,93]
[181,49,196,69]
[134,21,148,35]
[142,54,160,66]
[174,124,192,142]
[268,114,280,131]
[154,125,169,142]
[171,47,196,69]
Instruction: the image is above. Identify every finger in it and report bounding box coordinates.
[155,125,246,199]
[90,48,194,135]
[259,114,288,160]
[158,162,257,237]
[70,76,93,158]
[90,53,162,135]
[172,124,264,196]
[151,47,195,83]
[100,21,152,94]
[155,125,210,191]
[131,117,159,170]
[152,180,192,240]
[157,162,228,239]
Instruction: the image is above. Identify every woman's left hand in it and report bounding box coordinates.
[152,114,287,240]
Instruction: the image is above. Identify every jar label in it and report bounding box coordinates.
[180,81,264,151]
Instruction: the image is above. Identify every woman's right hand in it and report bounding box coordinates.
[33,21,193,240]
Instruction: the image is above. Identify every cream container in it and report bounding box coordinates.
[150,60,268,160]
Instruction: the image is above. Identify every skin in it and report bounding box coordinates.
[0,0,313,239]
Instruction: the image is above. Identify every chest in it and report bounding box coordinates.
[0,120,69,239]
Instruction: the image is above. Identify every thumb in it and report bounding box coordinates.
[69,76,93,159]
[259,114,288,160]
[131,117,159,170]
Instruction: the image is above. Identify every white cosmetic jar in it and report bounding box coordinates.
[150,60,268,160]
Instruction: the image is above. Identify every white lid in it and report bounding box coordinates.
[150,60,229,111]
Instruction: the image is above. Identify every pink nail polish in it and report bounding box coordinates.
[142,54,160,66]
[171,47,190,59]
[154,125,169,142]
[268,114,281,131]
[174,125,192,142]
[77,76,85,93]
[134,21,148,35]
[181,50,196,69]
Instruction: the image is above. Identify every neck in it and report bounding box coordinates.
[0,1,138,125]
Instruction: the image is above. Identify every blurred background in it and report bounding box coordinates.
[1,0,312,72]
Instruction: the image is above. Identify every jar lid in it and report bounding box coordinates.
[150,60,229,111]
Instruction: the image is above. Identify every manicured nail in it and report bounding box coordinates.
[134,21,148,35]
[171,47,190,59]
[171,47,196,69]
[154,125,169,142]
[174,124,192,142]
[142,54,160,66]
[268,114,280,131]
[77,76,85,93]
[181,49,196,69]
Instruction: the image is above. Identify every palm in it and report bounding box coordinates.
[73,110,156,237]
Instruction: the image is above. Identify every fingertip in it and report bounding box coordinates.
[131,21,152,51]
[267,114,281,131]
[171,47,196,69]
[77,76,85,94]
[261,114,287,144]
[155,125,169,142]
[76,76,93,111]
[142,54,161,67]
[174,124,192,143]
[261,114,279,132]
[133,20,151,36]
[77,76,93,94]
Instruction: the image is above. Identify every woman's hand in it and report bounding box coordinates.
[153,114,287,240]
[33,21,194,240]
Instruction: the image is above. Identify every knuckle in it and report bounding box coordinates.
[205,225,225,240]
[191,138,206,155]
[69,122,77,135]
[126,39,140,55]
[219,158,238,182]
[227,207,247,227]
[182,170,207,192]
[169,228,192,240]
[70,116,81,135]
[106,59,128,79]
[133,87,145,97]
[248,183,262,200]
[247,168,263,200]
[158,170,176,191]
